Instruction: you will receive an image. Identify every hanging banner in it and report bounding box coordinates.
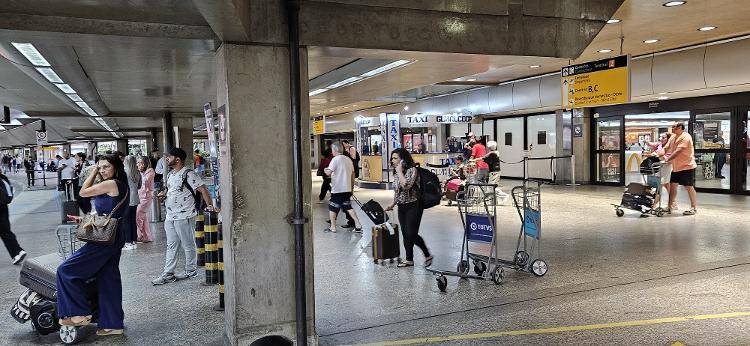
[313,115,325,135]
[386,113,401,152]
[203,102,217,158]
[561,55,630,108]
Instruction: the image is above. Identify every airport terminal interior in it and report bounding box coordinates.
[0,1,750,345]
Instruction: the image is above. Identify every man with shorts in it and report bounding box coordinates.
[665,122,698,215]
[324,142,362,233]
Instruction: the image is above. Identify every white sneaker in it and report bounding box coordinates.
[12,250,27,265]
[122,243,137,250]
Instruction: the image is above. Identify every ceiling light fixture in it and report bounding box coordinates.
[325,76,361,89]
[663,1,686,7]
[404,105,409,111]
[66,94,83,102]
[11,42,50,66]
[598,49,613,53]
[606,19,621,24]
[657,96,669,100]
[35,67,63,83]
[466,78,477,82]
[529,65,541,68]
[698,26,717,31]
[360,60,411,78]
[643,39,660,44]
[309,88,328,96]
[54,83,76,94]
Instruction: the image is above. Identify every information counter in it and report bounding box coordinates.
[359,153,458,188]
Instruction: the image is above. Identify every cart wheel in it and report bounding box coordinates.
[59,325,81,344]
[514,251,529,267]
[492,267,504,285]
[30,301,60,336]
[473,262,487,276]
[657,210,665,217]
[436,276,448,292]
[530,259,548,277]
[457,260,469,275]
[616,209,624,217]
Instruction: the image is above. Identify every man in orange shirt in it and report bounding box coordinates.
[664,122,698,215]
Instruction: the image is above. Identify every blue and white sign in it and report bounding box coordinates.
[524,208,540,239]
[466,213,494,242]
[386,113,401,151]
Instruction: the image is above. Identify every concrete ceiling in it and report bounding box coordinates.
[2,0,748,147]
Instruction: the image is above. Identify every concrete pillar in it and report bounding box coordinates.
[215,44,316,345]
[163,112,174,151]
[171,115,194,167]
[116,139,128,155]
[87,142,96,160]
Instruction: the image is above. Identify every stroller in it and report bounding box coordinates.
[10,225,97,344]
[612,156,666,217]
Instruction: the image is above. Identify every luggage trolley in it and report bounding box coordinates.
[612,157,667,218]
[427,183,506,292]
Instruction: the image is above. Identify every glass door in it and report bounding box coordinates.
[594,116,623,184]
[691,111,731,191]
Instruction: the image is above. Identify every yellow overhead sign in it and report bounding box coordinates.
[313,115,325,135]
[561,55,630,108]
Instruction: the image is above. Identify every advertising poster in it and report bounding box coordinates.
[204,103,217,158]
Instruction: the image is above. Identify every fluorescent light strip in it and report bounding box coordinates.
[66,94,83,102]
[82,107,98,117]
[360,60,411,78]
[54,83,76,94]
[11,42,50,67]
[325,76,361,89]
[35,67,63,83]
[75,101,88,109]
[309,88,328,96]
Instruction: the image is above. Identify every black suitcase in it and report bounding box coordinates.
[61,182,79,224]
[358,198,388,225]
[19,253,63,300]
[372,223,400,263]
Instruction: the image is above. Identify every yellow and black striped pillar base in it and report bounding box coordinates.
[203,210,219,285]
[195,213,205,267]
[213,222,225,311]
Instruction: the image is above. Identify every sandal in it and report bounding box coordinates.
[59,315,92,326]
[96,329,124,336]
[424,256,434,267]
[397,261,414,268]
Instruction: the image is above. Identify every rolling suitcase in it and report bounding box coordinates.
[371,223,400,264]
[61,181,79,224]
[351,195,389,225]
[19,253,63,300]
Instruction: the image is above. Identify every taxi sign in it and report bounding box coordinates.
[561,55,630,108]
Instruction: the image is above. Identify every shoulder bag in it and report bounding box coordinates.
[76,190,129,245]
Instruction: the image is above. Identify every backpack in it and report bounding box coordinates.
[415,165,441,209]
[485,152,501,173]
[0,175,13,205]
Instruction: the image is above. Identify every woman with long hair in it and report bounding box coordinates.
[56,154,129,336]
[122,155,141,250]
[136,156,155,242]
[385,148,433,268]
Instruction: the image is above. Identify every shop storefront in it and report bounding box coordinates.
[591,92,750,195]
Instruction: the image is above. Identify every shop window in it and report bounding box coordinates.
[693,112,731,150]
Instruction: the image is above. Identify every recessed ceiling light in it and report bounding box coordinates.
[657,96,669,100]
[663,1,686,7]
[643,39,660,44]
[598,49,613,53]
[404,105,409,111]
[11,42,50,67]
[607,19,621,24]
[529,65,541,68]
[698,26,717,31]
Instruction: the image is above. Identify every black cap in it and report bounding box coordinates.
[168,147,187,161]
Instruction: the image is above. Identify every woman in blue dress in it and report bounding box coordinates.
[56,154,128,336]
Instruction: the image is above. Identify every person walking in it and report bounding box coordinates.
[713,131,727,179]
[122,156,141,250]
[136,156,154,242]
[23,156,35,187]
[56,154,128,336]
[470,135,489,183]
[385,148,433,268]
[0,172,26,264]
[58,152,77,200]
[323,142,363,233]
[152,148,217,285]
[665,122,698,215]
[317,148,333,203]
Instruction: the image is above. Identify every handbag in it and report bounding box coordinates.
[76,191,128,245]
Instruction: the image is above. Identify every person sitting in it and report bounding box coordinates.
[56,154,129,336]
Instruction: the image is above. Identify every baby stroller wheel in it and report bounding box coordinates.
[59,325,81,344]
[473,261,487,276]
[615,209,624,217]
[30,300,60,335]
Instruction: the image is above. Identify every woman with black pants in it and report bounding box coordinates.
[386,148,433,268]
